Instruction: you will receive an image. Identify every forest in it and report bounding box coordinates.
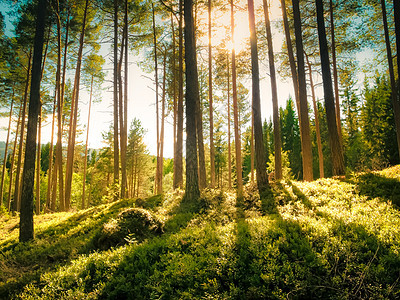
[0,0,400,298]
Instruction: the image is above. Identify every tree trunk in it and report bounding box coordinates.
[280,0,301,120]
[196,87,206,189]
[152,4,161,195]
[65,0,89,210]
[8,105,22,212]
[184,0,200,202]
[35,104,42,215]
[329,0,343,145]
[118,23,127,198]
[263,0,282,180]
[231,0,243,197]
[113,0,120,200]
[316,0,345,176]
[305,52,324,178]
[0,96,14,208]
[157,52,167,195]
[171,12,178,191]
[122,0,129,198]
[19,0,46,242]
[227,52,232,189]
[174,0,184,189]
[385,0,400,158]
[14,50,32,212]
[46,92,56,211]
[251,109,255,182]
[248,0,269,193]
[208,0,215,188]
[292,0,313,181]
[82,76,93,210]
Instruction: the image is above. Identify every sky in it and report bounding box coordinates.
[0,0,342,159]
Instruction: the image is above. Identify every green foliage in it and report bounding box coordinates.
[361,75,399,168]
[3,167,400,299]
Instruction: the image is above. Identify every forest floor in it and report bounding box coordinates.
[1,166,400,299]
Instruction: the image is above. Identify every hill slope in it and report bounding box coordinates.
[1,166,400,299]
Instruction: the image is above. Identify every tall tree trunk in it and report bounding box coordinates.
[251,110,255,182]
[113,0,120,200]
[121,0,129,198]
[231,0,243,197]
[118,24,127,198]
[46,92,56,211]
[158,52,167,194]
[152,4,161,195]
[263,0,282,180]
[82,76,93,210]
[35,104,42,215]
[53,4,65,211]
[8,105,22,211]
[208,0,215,188]
[0,96,14,208]
[280,0,300,120]
[292,0,313,181]
[316,0,345,176]
[384,0,400,157]
[248,0,269,193]
[227,52,232,189]
[329,0,343,145]
[196,87,207,189]
[14,51,32,212]
[174,0,184,189]
[65,0,89,210]
[171,12,178,190]
[19,0,46,242]
[305,52,324,178]
[184,0,200,201]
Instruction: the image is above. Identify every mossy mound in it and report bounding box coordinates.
[96,208,164,249]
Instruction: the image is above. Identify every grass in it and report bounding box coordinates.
[1,166,400,299]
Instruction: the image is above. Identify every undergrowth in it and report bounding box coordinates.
[1,167,400,299]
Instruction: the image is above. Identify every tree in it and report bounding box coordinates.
[231,0,243,198]
[381,0,400,158]
[113,0,120,200]
[19,0,47,242]
[208,0,215,189]
[292,0,313,181]
[65,0,90,210]
[263,0,282,180]
[248,0,269,193]
[184,0,200,202]
[316,0,345,176]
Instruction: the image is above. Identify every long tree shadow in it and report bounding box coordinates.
[350,172,400,208]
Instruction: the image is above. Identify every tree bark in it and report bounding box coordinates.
[248,0,269,193]
[231,0,243,197]
[329,0,343,145]
[316,0,345,176]
[184,0,200,201]
[305,52,324,178]
[35,104,42,215]
[122,0,129,198]
[158,52,167,195]
[263,0,282,180]
[227,52,232,189]
[113,0,120,200]
[14,51,32,212]
[19,0,46,242]
[0,96,14,208]
[82,76,93,210]
[65,0,89,210]
[387,0,400,158]
[208,0,215,188]
[8,105,22,212]
[174,0,184,189]
[292,0,313,181]
[280,0,300,120]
